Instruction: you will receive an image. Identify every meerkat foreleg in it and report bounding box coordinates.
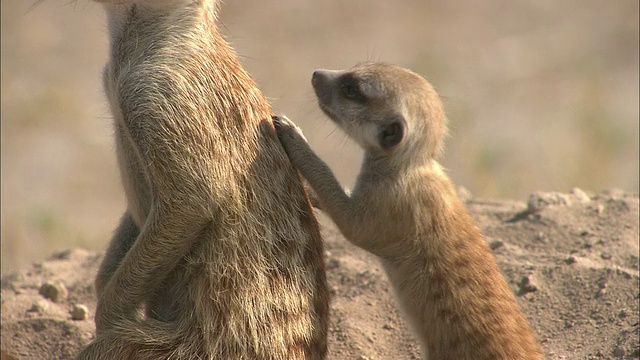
[94,211,139,298]
[94,207,208,333]
[273,116,359,235]
[273,115,347,207]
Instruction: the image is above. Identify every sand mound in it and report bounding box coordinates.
[2,190,638,359]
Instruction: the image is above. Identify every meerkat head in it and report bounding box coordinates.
[312,63,447,161]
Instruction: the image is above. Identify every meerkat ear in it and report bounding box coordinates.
[378,115,405,149]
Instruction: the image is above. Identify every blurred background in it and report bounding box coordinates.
[2,0,638,273]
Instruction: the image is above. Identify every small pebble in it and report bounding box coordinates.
[39,281,68,303]
[619,271,632,280]
[489,239,504,251]
[601,252,612,260]
[382,323,394,330]
[518,276,538,294]
[27,300,49,314]
[527,191,571,213]
[357,356,372,360]
[564,256,576,265]
[595,280,608,299]
[51,249,73,260]
[571,187,591,202]
[366,336,374,343]
[613,347,625,358]
[602,188,625,200]
[326,258,340,270]
[595,288,608,298]
[71,304,89,321]
[564,319,574,328]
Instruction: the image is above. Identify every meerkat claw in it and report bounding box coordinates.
[273,115,308,142]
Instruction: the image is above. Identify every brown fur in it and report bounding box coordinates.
[77,1,328,359]
[274,63,542,359]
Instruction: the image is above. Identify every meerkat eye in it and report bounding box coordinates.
[339,75,366,102]
[378,121,404,149]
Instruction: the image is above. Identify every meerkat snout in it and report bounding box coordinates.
[311,69,330,89]
[310,69,338,116]
[311,63,449,157]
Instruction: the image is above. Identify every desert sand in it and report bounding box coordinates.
[2,189,638,359]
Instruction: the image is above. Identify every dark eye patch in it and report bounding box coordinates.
[339,74,367,103]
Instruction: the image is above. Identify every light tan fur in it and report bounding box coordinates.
[274,62,543,360]
[77,1,328,359]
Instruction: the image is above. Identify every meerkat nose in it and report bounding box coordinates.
[312,69,334,91]
[311,70,324,87]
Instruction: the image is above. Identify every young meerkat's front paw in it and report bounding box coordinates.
[272,115,309,157]
[272,116,323,209]
[272,115,307,141]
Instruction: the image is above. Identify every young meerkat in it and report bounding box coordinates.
[77,0,328,359]
[274,62,543,360]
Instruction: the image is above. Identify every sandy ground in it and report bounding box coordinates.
[2,189,638,359]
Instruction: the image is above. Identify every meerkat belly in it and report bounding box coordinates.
[378,257,430,335]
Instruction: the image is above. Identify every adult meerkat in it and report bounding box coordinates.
[274,63,543,360]
[78,0,328,359]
